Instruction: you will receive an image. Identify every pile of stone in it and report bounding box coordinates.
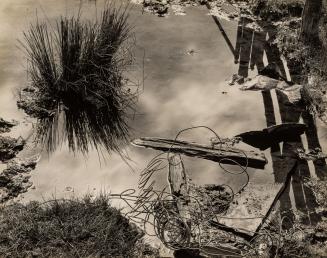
[143,0,170,16]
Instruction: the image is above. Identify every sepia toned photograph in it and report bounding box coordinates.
[0,0,326,257]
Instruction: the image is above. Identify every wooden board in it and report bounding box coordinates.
[212,155,297,236]
[132,137,267,169]
[168,154,191,224]
[165,152,297,238]
[213,182,284,236]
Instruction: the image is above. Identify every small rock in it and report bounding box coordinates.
[0,136,25,162]
[186,49,196,55]
[240,75,279,91]
[0,118,18,133]
[229,74,244,85]
[65,186,74,192]
[276,84,303,104]
[22,86,36,93]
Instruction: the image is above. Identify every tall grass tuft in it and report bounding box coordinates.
[20,3,137,154]
[0,195,147,257]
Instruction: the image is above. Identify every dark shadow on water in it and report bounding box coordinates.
[234,17,253,78]
[234,18,287,79]
[265,90,324,228]
[231,17,327,228]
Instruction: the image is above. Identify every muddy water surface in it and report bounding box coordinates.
[0,1,325,217]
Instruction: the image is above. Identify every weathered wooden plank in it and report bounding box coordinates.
[212,156,298,237]
[168,154,191,224]
[132,137,267,169]
[168,155,188,196]
[212,182,285,236]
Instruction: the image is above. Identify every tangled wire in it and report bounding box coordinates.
[109,126,293,256]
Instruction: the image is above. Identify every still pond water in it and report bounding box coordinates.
[0,1,326,222]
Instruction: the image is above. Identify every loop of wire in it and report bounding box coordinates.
[107,126,290,256]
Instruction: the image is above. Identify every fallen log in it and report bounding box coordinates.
[132,137,267,169]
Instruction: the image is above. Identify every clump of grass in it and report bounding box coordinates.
[19,3,137,154]
[251,0,304,21]
[0,195,147,258]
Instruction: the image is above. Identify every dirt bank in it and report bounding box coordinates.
[0,118,39,203]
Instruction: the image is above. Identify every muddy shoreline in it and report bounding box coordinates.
[0,118,40,203]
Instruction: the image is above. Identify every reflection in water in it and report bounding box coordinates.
[233,17,327,228]
[18,5,136,155]
[6,3,267,202]
[234,17,254,78]
[234,18,286,79]
[263,90,324,227]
